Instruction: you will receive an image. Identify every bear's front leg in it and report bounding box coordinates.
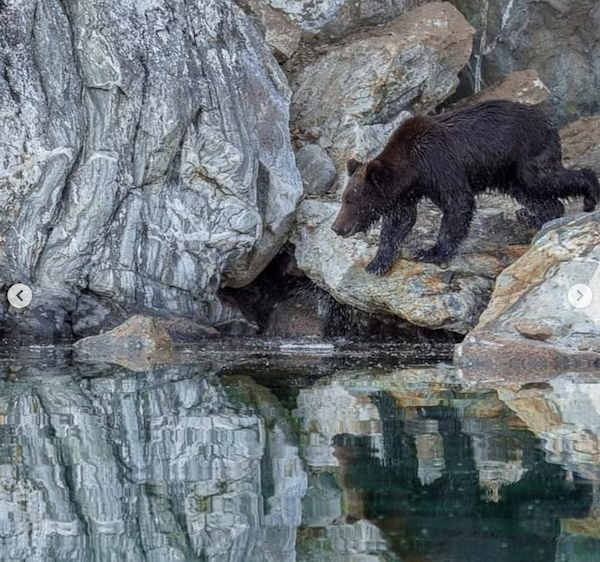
[366,205,417,275]
[416,198,474,265]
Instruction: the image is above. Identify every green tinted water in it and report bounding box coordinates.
[0,343,599,562]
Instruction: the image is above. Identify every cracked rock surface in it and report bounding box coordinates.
[0,0,302,340]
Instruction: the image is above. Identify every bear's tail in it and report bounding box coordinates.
[559,168,600,212]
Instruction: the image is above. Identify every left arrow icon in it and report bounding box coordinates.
[7,284,33,309]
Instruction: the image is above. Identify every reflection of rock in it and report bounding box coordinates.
[405,418,446,485]
[296,367,593,562]
[291,3,474,164]
[301,473,342,528]
[298,520,389,562]
[456,213,600,367]
[499,377,600,480]
[294,380,383,467]
[0,367,306,562]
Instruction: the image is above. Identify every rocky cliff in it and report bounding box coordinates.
[1,0,599,341]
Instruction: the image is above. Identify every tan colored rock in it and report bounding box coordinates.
[74,315,173,370]
[290,2,474,163]
[456,212,600,368]
[514,318,559,341]
[561,116,600,175]
[452,70,550,107]
[240,0,302,61]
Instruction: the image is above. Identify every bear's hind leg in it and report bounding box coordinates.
[516,196,564,229]
[558,168,600,212]
[367,204,417,275]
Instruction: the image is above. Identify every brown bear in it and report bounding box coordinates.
[332,100,600,275]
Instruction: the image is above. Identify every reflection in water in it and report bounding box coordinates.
[0,359,600,561]
[295,369,600,562]
[0,366,306,562]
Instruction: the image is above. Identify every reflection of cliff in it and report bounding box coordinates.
[499,378,600,481]
[0,367,306,562]
[295,370,596,562]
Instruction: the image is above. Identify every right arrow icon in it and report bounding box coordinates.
[568,284,593,309]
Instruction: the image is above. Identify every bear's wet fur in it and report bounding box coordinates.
[331,100,600,274]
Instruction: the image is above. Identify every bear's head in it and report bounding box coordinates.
[332,157,390,238]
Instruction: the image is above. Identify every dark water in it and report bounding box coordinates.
[0,342,599,562]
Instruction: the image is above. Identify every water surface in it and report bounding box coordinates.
[0,342,599,562]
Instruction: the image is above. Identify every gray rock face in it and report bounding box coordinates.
[263,0,431,36]
[295,145,337,196]
[0,0,302,340]
[239,0,302,61]
[452,0,600,124]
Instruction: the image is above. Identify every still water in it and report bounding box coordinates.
[0,342,599,562]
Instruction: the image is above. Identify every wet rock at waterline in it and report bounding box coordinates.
[290,2,474,164]
[456,212,600,369]
[0,1,302,340]
[74,315,173,370]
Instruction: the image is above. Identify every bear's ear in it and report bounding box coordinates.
[346,158,362,176]
[365,159,389,189]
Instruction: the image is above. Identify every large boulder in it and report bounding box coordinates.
[74,315,173,370]
[0,0,302,340]
[452,0,600,125]
[456,212,600,369]
[293,197,531,334]
[290,2,474,165]
[295,144,338,196]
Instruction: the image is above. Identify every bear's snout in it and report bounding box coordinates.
[331,221,347,236]
[331,212,355,238]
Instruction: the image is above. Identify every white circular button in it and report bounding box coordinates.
[568,283,593,309]
[7,284,33,309]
